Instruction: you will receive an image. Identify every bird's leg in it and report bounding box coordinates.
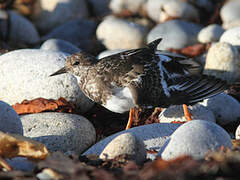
[126,108,135,130]
[183,104,192,121]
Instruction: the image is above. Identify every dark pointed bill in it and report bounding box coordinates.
[50,67,67,77]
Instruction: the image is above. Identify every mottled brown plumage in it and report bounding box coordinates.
[50,38,227,115]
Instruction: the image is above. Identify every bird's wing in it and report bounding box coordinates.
[158,56,228,105]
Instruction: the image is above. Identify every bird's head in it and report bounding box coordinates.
[50,51,97,77]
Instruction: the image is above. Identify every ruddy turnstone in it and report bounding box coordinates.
[50,38,227,129]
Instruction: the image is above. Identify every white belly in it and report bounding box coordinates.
[103,87,135,113]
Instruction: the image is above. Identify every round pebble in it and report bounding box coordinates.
[0,101,23,135]
[96,16,148,50]
[40,38,81,54]
[199,93,240,126]
[41,19,97,48]
[97,49,126,59]
[220,27,240,47]
[220,0,240,25]
[204,42,240,83]
[21,112,96,153]
[235,125,240,140]
[100,133,146,163]
[6,157,35,172]
[147,20,202,50]
[198,24,224,43]
[8,10,40,46]
[160,120,232,160]
[110,0,147,15]
[159,104,215,123]
[32,0,89,33]
[146,0,198,23]
[84,123,181,160]
[0,49,94,113]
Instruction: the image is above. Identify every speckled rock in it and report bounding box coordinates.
[220,0,240,25]
[32,0,89,33]
[110,0,147,15]
[97,49,126,59]
[199,93,240,126]
[3,10,40,47]
[88,0,110,16]
[235,124,240,139]
[220,27,240,47]
[160,120,232,160]
[0,49,94,113]
[100,133,146,163]
[40,38,81,54]
[146,0,199,23]
[159,104,215,123]
[0,101,23,135]
[21,112,96,153]
[198,24,224,43]
[147,20,202,50]
[204,42,240,83]
[84,123,181,160]
[41,19,97,48]
[96,16,148,50]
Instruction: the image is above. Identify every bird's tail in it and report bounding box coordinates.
[147,38,162,51]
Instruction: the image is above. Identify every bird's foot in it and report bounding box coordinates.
[126,108,135,130]
[183,104,192,121]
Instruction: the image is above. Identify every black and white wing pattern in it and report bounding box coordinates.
[156,53,228,106]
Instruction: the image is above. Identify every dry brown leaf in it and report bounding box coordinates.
[0,131,49,160]
[12,97,75,115]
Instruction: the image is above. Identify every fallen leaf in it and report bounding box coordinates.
[0,131,49,160]
[12,97,75,115]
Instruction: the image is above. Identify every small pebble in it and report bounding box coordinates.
[159,104,215,123]
[40,38,81,54]
[147,20,202,50]
[0,101,23,135]
[84,123,181,160]
[96,16,148,50]
[21,112,96,154]
[199,93,240,126]
[160,120,232,160]
[198,24,224,43]
[235,125,240,140]
[100,133,146,163]
[204,42,240,83]
[220,27,240,47]
[32,0,89,33]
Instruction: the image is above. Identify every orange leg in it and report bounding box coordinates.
[183,104,192,121]
[126,108,134,130]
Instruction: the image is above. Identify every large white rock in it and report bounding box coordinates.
[199,93,240,126]
[96,16,148,50]
[0,49,94,113]
[147,20,202,50]
[32,0,89,33]
[159,104,215,123]
[21,112,96,153]
[100,133,146,163]
[160,120,232,160]
[0,101,23,135]
[204,42,240,83]
[84,123,181,160]
[220,27,240,47]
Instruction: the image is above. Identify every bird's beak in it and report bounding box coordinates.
[49,67,67,77]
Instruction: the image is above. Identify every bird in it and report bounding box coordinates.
[50,38,228,129]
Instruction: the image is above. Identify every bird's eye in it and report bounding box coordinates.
[73,61,80,66]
